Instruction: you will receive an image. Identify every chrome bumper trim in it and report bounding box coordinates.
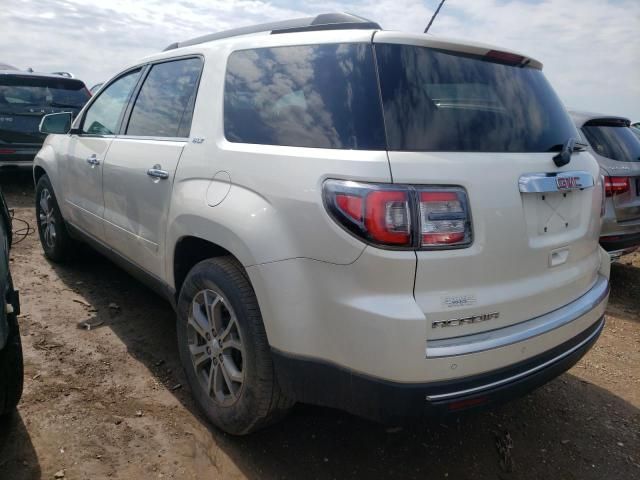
[426,275,609,359]
[426,316,604,401]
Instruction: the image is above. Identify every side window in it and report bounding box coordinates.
[126,58,202,138]
[224,44,386,150]
[82,69,141,135]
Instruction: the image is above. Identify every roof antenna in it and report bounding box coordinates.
[424,0,446,33]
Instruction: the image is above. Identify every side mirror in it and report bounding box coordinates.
[39,112,73,135]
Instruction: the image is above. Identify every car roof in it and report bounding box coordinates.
[146,12,542,70]
[569,110,631,128]
[0,62,18,71]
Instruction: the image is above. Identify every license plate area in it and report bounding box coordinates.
[533,191,581,235]
[521,190,583,241]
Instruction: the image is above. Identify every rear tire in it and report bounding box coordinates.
[35,175,74,262]
[0,288,23,416]
[176,256,294,435]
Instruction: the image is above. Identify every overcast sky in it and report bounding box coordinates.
[1,0,638,119]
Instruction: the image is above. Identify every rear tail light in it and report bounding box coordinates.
[604,176,630,197]
[419,190,469,246]
[323,180,472,250]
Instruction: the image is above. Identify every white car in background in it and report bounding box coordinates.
[33,13,609,434]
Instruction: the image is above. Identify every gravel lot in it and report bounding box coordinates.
[0,170,638,480]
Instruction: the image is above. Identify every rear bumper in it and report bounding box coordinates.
[273,317,604,423]
[600,231,640,253]
[0,146,40,167]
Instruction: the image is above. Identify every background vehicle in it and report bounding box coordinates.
[89,82,103,95]
[34,13,609,435]
[0,186,23,415]
[571,111,640,260]
[0,70,90,168]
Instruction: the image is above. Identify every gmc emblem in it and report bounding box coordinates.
[556,176,582,191]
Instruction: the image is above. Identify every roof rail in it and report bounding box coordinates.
[164,13,381,51]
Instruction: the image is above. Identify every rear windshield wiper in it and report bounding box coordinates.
[550,138,588,167]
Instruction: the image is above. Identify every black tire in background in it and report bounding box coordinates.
[0,281,23,416]
[176,257,294,435]
[35,175,74,262]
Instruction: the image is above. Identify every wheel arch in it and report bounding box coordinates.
[172,235,245,300]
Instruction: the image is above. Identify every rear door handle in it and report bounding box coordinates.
[86,154,100,166]
[147,164,169,180]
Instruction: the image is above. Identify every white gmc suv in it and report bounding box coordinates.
[33,13,610,435]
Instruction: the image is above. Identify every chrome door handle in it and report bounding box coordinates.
[86,154,100,166]
[147,165,169,180]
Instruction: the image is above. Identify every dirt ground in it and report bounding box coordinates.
[0,169,638,480]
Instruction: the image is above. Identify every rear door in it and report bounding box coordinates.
[581,122,640,223]
[374,35,603,340]
[62,69,142,240]
[102,57,202,279]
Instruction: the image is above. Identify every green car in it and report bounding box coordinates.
[0,186,22,415]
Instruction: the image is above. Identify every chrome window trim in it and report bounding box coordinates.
[113,135,188,142]
[426,274,608,359]
[518,170,594,193]
[426,316,604,401]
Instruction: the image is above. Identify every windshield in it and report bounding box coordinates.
[582,125,640,162]
[0,76,89,111]
[375,44,578,152]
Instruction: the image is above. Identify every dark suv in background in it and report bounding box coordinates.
[0,186,22,415]
[0,69,90,167]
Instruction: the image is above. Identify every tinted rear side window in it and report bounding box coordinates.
[0,76,89,110]
[127,57,202,138]
[582,125,640,162]
[375,44,578,152]
[224,44,385,150]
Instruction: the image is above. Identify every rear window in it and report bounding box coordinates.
[582,125,640,162]
[224,44,386,150]
[0,76,89,110]
[375,44,578,152]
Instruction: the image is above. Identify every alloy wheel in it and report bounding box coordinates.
[38,188,57,249]
[187,288,245,406]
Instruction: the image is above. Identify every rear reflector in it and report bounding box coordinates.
[0,149,16,154]
[604,176,630,197]
[323,180,472,250]
[447,396,489,412]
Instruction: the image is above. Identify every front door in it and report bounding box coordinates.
[102,57,202,279]
[62,68,142,240]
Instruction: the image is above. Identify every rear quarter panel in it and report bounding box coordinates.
[164,37,393,288]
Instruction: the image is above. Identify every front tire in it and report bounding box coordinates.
[176,257,293,435]
[35,175,74,262]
